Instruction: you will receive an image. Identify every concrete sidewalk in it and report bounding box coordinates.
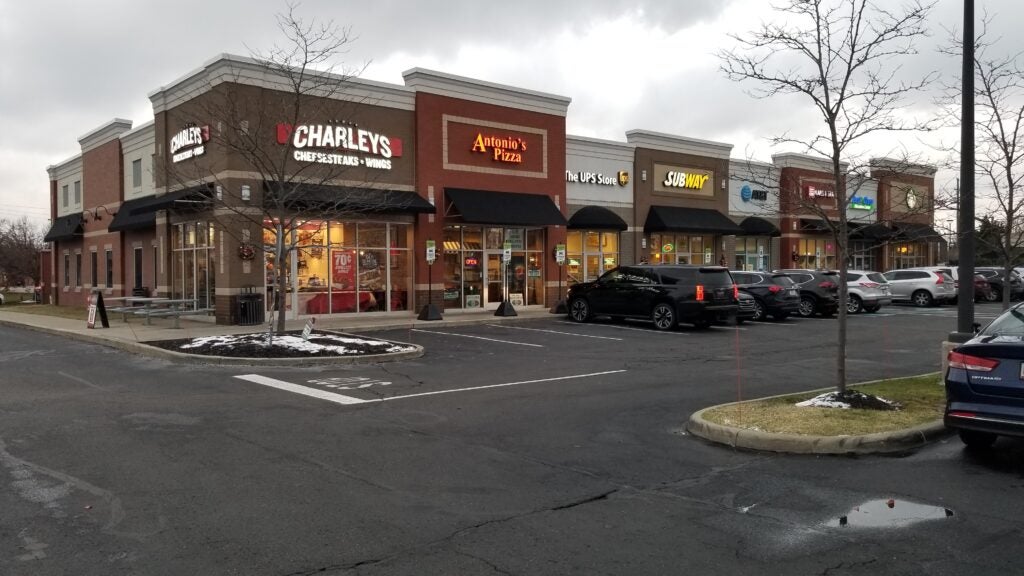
[0,304,560,347]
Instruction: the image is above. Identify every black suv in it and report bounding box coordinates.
[772,269,840,317]
[730,271,801,321]
[567,265,739,330]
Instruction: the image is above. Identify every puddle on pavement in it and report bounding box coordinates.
[827,499,954,528]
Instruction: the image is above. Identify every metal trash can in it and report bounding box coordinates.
[238,287,265,326]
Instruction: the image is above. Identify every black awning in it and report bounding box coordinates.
[850,222,894,242]
[895,222,943,242]
[738,216,780,237]
[567,206,628,231]
[264,182,435,214]
[644,206,744,234]
[108,196,157,231]
[130,184,214,215]
[799,218,832,232]
[445,188,566,226]
[43,213,83,242]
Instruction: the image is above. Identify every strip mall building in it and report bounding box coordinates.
[43,54,945,324]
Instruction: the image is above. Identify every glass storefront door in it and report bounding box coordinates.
[486,253,504,307]
[446,226,545,309]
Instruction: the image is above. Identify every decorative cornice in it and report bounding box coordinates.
[149,53,416,114]
[403,67,571,117]
[120,120,155,145]
[566,135,635,162]
[625,129,733,159]
[46,154,83,180]
[78,118,133,153]
[869,157,937,178]
[772,152,847,173]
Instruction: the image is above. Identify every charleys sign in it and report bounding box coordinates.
[276,123,403,170]
[170,125,210,163]
[653,164,714,197]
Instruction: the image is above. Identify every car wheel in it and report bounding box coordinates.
[847,295,864,314]
[751,299,766,322]
[958,429,997,449]
[911,290,933,307]
[987,287,1001,302]
[797,296,816,318]
[568,298,592,323]
[651,302,678,331]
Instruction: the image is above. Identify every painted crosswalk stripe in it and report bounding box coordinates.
[381,370,628,402]
[235,374,367,405]
[410,329,544,347]
[555,321,691,335]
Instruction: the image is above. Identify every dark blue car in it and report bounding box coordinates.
[945,303,1024,448]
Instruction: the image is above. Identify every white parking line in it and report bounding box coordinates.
[381,370,628,402]
[235,370,628,407]
[235,374,368,405]
[556,321,691,335]
[485,324,623,340]
[410,329,544,347]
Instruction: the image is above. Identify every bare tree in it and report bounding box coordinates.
[720,0,935,394]
[0,216,43,288]
[937,17,1024,309]
[162,5,418,333]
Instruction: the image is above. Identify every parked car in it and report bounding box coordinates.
[844,270,892,314]
[567,265,739,330]
[736,290,756,324]
[772,269,840,318]
[945,303,1024,448]
[730,271,801,321]
[904,266,962,304]
[882,269,957,307]
[975,267,1024,302]
[0,292,4,305]
[974,274,994,303]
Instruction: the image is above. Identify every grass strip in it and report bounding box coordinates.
[701,374,944,436]
[0,303,88,321]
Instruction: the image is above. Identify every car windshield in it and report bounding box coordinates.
[771,275,796,287]
[980,306,1024,340]
[866,272,886,283]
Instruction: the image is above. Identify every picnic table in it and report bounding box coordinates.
[106,297,211,328]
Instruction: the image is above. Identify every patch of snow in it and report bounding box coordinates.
[177,332,414,355]
[795,391,899,410]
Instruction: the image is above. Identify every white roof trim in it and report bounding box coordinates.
[772,152,847,173]
[625,130,733,159]
[869,157,937,177]
[149,53,416,113]
[78,119,133,153]
[403,67,571,117]
[46,154,83,179]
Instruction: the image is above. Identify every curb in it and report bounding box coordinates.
[0,317,424,367]
[686,375,953,454]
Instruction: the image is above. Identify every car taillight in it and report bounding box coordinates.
[948,350,999,372]
[935,275,944,285]
[862,282,879,288]
[819,281,835,289]
[768,285,782,293]
[733,284,739,300]
[696,285,705,302]
[947,411,977,419]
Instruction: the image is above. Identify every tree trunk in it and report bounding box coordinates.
[835,219,848,395]
[275,222,288,333]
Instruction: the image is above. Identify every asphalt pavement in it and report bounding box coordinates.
[2,303,1023,575]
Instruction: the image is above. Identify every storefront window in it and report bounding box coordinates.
[795,238,836,269]
[735,237,769,271]
[888,241,928,270]
[171,222,215,310]
[849,241,877,271]
[445,225,543,308]
[566,230,619,284]
[649,234,713,265]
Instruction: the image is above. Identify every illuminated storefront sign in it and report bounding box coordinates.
[664,171,709,190]
[276,123,401,170]
[806,184,836,199]
[740,184,768,202]
[653,164,714,196]
[170,125,210,163]
[471,133,525,164]
[850,195,875,210]
[565,170,630,187]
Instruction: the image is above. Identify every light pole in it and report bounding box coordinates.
[951,0,976,342]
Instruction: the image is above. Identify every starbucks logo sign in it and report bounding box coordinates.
[906,189,919,209]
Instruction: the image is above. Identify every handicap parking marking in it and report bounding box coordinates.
[485,324,623,341]
[235,370,627,407]
[306,376,392,390]
[409,329,544,347]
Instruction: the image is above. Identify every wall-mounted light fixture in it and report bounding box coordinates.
[241,185,251,201]
[84,205,117,221]
[641,170,647,182]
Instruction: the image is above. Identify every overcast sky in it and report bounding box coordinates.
[2,0,1020,228]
